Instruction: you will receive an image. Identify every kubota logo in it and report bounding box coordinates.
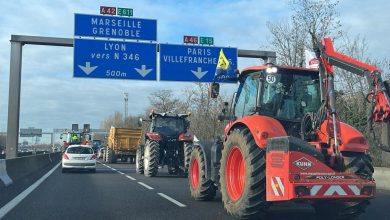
[293,157,313,170]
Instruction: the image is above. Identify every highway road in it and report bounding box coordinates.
[1,161,390,220]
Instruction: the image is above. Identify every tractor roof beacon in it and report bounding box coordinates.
[188,37,390,219]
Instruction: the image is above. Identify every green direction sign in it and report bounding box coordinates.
[199,36,214,45]
[117,7,133,16]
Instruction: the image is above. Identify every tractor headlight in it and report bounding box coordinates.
[266,66,278,74]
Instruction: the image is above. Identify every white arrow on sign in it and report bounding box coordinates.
[134,65,153,77]
[78,62,98,75]
[191,67,208,79]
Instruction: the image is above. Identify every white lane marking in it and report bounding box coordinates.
[157,193,186,207]
[138,182,154,190]
[117,171,125,175]
[125,175,136,180]
[0,162,61,219]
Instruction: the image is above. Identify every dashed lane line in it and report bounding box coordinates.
[157,193,187,207]
[138,182,154,190]
[98,162,186,208]
[125,175,136,180]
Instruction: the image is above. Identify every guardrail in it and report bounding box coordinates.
[0,152,61,189]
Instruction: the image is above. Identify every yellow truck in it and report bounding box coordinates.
[104,127,142,164]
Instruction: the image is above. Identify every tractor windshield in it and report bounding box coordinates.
[153,117,185,136]
[260,69,321,121]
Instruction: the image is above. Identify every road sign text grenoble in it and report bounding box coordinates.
[74,14,157,41]
[91,18,141,37]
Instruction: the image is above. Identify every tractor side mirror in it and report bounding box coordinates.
[138,118,143,127]
[209,82,220,98]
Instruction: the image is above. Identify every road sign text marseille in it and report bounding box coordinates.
[74,14,157,41]
[91,18,141,38]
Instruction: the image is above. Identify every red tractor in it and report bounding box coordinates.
[136,112,194,177]
[188,38,390,219]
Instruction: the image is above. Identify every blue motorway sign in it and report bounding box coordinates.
[74,38,157,80]
[74,14,157,41]
[159,44,237,82]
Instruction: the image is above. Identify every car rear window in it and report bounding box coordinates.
[67,147,93,154]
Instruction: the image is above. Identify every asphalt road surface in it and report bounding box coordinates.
[1,161,390,220]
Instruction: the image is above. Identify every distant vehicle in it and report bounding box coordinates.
[62,145,96,173]
[92,139,102,148]
[136,112,193,177]
[98,147,106,159]
[60,124,92,152]
[104,127,142,164]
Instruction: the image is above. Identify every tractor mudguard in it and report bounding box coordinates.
[318,121,369,152]
[210,137,223,184]
[194,139,221,181]
[226,115,287,148]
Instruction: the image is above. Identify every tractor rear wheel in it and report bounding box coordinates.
[136,145,144,174]
[144,140,159,177]
[184,142,193,173]
[220,128,269,219]
[313,152,373,219]
[189,145,216,200]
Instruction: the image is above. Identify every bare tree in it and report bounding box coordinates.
[100,111,124,130]
[148,89,180,113]
[266,19,306,66]
[180,83,227,141]
[290,0,342,48]
[267,0,342,65]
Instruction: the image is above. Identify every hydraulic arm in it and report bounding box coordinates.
[316,37,390,158]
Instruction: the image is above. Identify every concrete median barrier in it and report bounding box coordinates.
[0,152,61,189]
[374,167,390,190]
[0,159,13,187]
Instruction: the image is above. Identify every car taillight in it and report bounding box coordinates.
[63,154,69,159]
[91,155,97,160]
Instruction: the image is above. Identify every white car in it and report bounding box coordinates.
[62,145,96,173]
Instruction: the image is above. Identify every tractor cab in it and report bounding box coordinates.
[149,112,189,138]
[214,64,322,138]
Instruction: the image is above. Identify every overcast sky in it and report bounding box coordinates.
[0,0,389,141]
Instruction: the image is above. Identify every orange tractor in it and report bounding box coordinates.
[188,38,390,219]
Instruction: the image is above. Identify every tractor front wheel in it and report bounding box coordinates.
[220,128,269,219]
[189,145,216,200]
